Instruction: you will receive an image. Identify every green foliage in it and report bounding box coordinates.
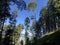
[40,6,47,16]
[28,2,37,11]
[16,24,23,34]
[3,24,8,30]
[32,21,36,29]
[55,2,60,13]
[25,17,30,26]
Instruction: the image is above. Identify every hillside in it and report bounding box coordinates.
[37,29,60,45]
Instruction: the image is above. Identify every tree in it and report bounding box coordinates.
[16,24,24,35]
[25,17,30,45]
[40,7,47,34]
[30,25,35,37]
[3,24,8,30]
[20,40,23,45]
[0,0,26,45]
[28,2,37,11]
[47,0,60,31]
[4,9,17,45]
[15,24,24,45]
[54,0,60,28]
[30,20,37,38]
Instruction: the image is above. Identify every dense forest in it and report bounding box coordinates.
[0,0,60,45]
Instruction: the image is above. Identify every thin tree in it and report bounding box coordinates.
[25,17,30,45]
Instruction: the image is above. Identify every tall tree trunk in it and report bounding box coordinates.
[58,14,60,28]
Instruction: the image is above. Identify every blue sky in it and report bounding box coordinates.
[6,0,47,25]
[6,0,48,40]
